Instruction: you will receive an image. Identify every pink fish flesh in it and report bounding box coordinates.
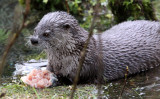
[21,69,55,88]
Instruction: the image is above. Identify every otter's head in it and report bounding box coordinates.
[30,11,80,49]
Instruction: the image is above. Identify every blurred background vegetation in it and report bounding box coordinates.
[0,0,160,76]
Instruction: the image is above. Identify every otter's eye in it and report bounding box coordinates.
[63,24,70,29]
[43,33,49,37]
[43,30,51,37]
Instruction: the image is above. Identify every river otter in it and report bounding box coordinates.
[30,11,160,85]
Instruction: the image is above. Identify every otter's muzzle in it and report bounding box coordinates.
[30,38,38,45]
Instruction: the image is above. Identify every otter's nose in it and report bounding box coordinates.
[30,38,38,45]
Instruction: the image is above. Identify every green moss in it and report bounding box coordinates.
[0,83,97,99]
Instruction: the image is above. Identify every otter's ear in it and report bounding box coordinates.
[63,23,70,30]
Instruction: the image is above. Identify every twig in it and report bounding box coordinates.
[65,0,70,13]
[0,0,30,77]
[119,66,129,99]
[70,1,99,99]
[131,88,143,99]
[97,31,104,98]
[95,2,104,98]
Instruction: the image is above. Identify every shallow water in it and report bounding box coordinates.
[1,60,160,98]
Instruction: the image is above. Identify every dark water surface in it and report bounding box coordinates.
[105,67,160,99]
[1,60,160,99]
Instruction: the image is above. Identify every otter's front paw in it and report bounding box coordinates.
[49,73,59,86]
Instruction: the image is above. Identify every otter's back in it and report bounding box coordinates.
[96,20,160,81]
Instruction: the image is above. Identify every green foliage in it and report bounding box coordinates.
[0,29,9,43]
[68,0,82,14]
[18,0,84,22]
[43,0,48,4]
[153,0,160,20]
[18,0,113,31]
[108,0,157,23]
[18,0,24,5]
[25,51,47,61]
